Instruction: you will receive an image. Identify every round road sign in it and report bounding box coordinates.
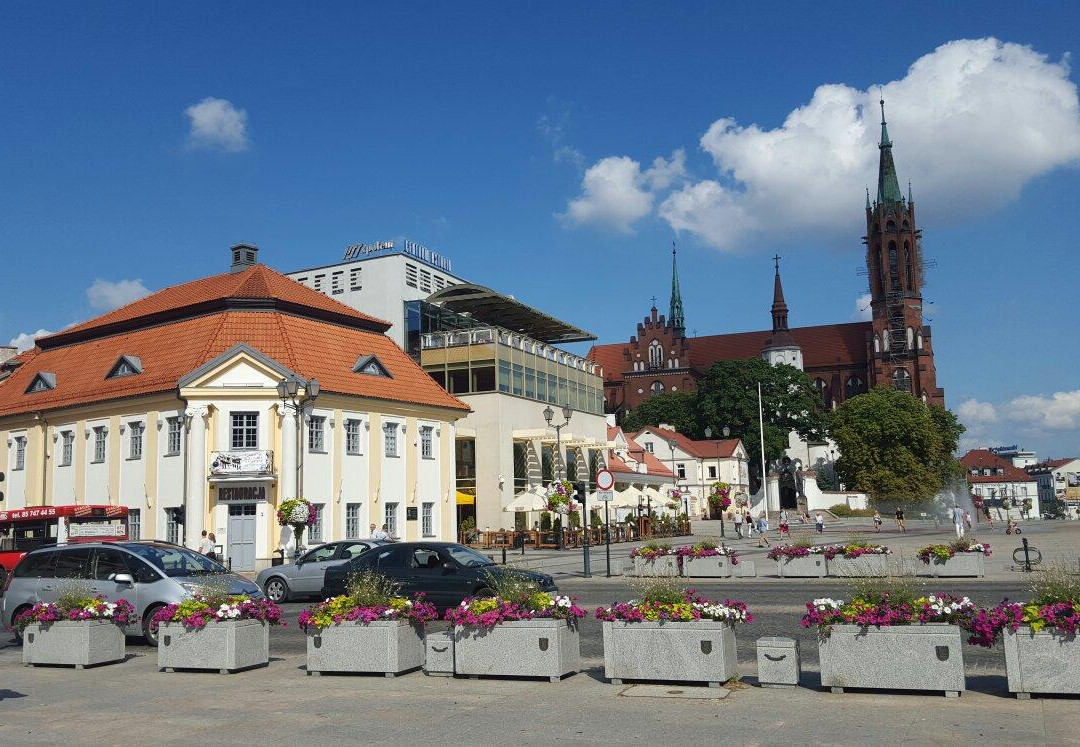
[596,469,615,491]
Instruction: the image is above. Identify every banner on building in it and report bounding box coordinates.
[210,450,272,476]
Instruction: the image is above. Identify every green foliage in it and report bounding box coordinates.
[345,570,401,608]
[828,503,876,517]
[831,387,964,504]
[540,513,552,531]
[482,570,540,602]
[629,575,686,605]
[1030,564,1080,606]
[622,392,698,434]
[847,575,923,608]
[56,581,96,609]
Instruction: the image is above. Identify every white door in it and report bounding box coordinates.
[227,504,257,571]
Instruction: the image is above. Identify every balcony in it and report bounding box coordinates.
[208,450,275,482]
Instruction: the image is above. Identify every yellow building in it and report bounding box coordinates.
[0,245,469,571]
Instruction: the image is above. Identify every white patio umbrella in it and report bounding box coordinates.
[503,484,548,512]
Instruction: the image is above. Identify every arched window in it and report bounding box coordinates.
[873,334,880,353]
[904,241,914,290]
[650,380,664,396]
[813,378,829,407]
[648,340,663,369]
[886,220,896,233]
[876,247,886,293]
[883,333,890,352]
[921,391,928,403]
[916,330,923,349]
[845,376,863,399]
[906,327,914,350]
[888,242,900,289]
[892,368,912,392]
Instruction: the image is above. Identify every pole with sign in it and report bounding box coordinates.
[596,469,615,577]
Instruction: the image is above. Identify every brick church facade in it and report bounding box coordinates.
[589,101,945,416]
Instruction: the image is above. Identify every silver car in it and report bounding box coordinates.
[2,541,262,645]
[255,540,387,602]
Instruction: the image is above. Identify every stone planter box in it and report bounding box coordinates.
[23,620,126,669]
[916,552,985,578]
[1004,627,1080,698]
[602,620,737,687]
[630,555,679,576]
[306,619,425,677]
[775,554,826,578]
[453,619,579,682]
[681,555,734,578]
[828,554,891,577]
[818,624,965,697]
[158,620,269,674]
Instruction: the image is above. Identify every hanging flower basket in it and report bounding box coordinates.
[277,497,318,552]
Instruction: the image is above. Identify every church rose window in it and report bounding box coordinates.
[650,381,664,396]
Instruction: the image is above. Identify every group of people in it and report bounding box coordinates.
[197,529,218,560]
[728,508,828,547]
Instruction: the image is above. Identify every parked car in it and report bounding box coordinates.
[255,540,388,602]
[321,541,556,610]
[2,540,262,646]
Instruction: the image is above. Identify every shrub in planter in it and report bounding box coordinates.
[825,540,891,577]
[917,539,991,578]
[299,570,437,676]
[968,566,1080,698]
[446,572,585,681]
[801,578,974,696]
[596,575,752,687]
[677,541,740,578]
[154,590,284,673]
[629,542,678,576]
[18,585,136,669]
[767,543,828,577]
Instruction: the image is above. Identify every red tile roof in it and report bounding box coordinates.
[632,425,740,459]
[40,264,390,349]
[0,310,467,418]
[605,426,674,478]
[961,449,1036,483]
[588,322,871,383]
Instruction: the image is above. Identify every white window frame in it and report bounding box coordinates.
[345,503,361,539]
[383,422,398,458]
[308,415,326,453]
[230,412,259,450]
[166,417,182,456]
[61,431,74,467]
[13,436,26,470]
[166,510,180,544]
[309,503,325,542]
[420,426,433,460]
[385,502,398,537]
[422,502,434,537]
[129,421,144,460]
[92,427,107,463]
[128,508,141,541]
[345,419,362,455]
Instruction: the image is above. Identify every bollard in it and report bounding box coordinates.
[501,547,507,565]
[1021,538,1032,572]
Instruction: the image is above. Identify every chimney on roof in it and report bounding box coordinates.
[230,243,259,273]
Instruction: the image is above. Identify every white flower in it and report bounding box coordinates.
[812,598,843,611]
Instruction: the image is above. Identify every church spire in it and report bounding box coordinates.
[761,255,801,369]
[876,99,903,205]
[669,242,685,334]
[770,254,791,334]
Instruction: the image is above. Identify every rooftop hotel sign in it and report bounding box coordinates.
[342,239,452,273]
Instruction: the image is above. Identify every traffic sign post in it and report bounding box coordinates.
[595,469,615,578]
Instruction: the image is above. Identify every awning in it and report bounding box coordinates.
[503,485,548,512]
[426,283,596,344]
[455,491,475,506]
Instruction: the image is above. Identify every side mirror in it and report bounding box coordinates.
[110,572,134,586]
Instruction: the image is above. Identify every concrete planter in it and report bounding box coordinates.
[1004,627,1080,698]
[775,554,826,578]
[818,624,965,697]
[917,552,985,578]
[681,555,734,578]
[828,554,891,577]
[158,620,269,674]
[602,620,737,687]
[630,555,679,576]
[23,620,126,669]
[453,619,579,682]
[306,619,425,677]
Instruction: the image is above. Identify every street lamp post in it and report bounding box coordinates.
[705,426,730,538]
[668,439,683,534]
[276,373,319,554]
[543,404,572,549]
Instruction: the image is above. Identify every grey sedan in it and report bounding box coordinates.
[255,540,386,602]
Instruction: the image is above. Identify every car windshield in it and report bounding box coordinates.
[125,544,228,577]
[446,545,495,568]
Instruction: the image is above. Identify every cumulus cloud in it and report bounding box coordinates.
[9,329,52,353]
[559,150,686,233]
[537,107,586,170]
[1003,390,1080,430]
[185,97,250,152]
[86,278,151,311]
[852,293,873,321]
[957,389,1080,453]
[564,38,1080,250]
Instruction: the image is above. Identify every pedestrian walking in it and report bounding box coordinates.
[814,512,824,534]
[778,509,789,539]
[873,510,883,533]
[744,509,755,538]
[206,532,218,562]
[197,529,214,556]
[756,512,771,547]
[963,510,973,533]
[952,505,966,539]
[983,504,994,529]
[732,510,744,539]
[894,507,906,533]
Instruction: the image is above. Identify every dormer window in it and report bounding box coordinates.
[107,355,143,379]
[352,354,392,378]
[25,372,56,394]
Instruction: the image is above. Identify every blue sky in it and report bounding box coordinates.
[2,2,1079,457]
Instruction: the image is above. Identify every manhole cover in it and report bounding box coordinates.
[620,685,730,700]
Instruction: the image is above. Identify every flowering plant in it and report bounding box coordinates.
[278,497,318,550]
[298,570,438,632]
[13,596,136,633]
[629,541,672,560]
[595,575,751,624]
[966,566,1080,647]
[971,494,984,510]
[917,539,992,564]
[801,593,976,638]
[707,482,732,511]
[444,571,585,629]
[151,594,284,632]
[674,541,739,566]
[545,480,577,514]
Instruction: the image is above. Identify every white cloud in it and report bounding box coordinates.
[185,97,250,152]
[852,293,873,321]
[86,278,150,311]
[9,329,52,353]
[538,108,586,170]
[958,398,999,427]
[558,151,685,233]
[1003,390,1080,430]
[956,390,1080,455]
[564,38,1080,250]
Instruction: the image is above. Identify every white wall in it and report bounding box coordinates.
[339,410,370,539]
[416,418,442,538]
[119,415,148,520]
[84,419,110,502]
[379,417,407,534]
[51,421,78,506]
[5,428,28,508]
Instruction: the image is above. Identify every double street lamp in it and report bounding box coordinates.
[704,425,730,537]
[543,404,572,549]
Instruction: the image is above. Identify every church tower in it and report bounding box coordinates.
[761,256,803,370]
[669,244,686,335]
[864,100,942,405]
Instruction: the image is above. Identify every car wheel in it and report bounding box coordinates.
[10,604,31,644]
[142,604,165,647]
[263,577,289,603]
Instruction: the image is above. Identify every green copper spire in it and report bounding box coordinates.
[669,242,685,333]
[876,99,903,205]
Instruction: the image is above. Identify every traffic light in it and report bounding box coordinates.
[574,481,586,506]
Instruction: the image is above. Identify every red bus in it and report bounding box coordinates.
[0,505,129,584]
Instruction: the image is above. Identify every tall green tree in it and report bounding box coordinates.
[830,387,965,504]
[621,391,698,435]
